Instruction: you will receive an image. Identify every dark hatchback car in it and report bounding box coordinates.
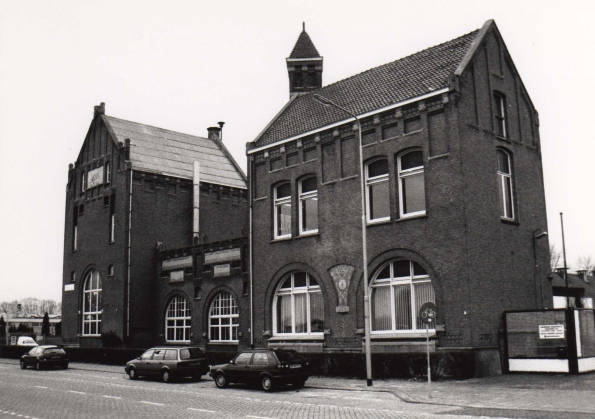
[125,346,209,383]
[210,349,310,392]
[20,345,69,370]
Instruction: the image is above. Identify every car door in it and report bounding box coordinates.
[248,352,271,383]
[149,349,166,376]
[137,349,155,375]
[24,347,39,366]
[227,352,253,382]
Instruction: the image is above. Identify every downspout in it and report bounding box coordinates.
[249,157,254,349]
[127,169,133,339]
[193,161,200,243]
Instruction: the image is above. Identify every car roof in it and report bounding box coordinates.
[147,346,201,350]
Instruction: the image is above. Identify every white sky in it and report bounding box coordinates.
[0,0,593,302]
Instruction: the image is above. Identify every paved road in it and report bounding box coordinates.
[0,363,506,419]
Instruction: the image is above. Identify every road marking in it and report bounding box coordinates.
[188,408,216,413]
[33,386,47,389]
[140,401,164,406]
[246,416,277,419]
[344,396,383,402]
[102,395,122,400]
[68,391,85,395]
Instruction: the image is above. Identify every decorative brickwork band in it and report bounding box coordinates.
[329,264,355,313]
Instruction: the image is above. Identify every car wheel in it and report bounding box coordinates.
[62,363,69,370]
[292,379,306,389]
[20,360,26,370]
[35,361,42,371]
[161,370,171,383]
[214,373,228,388]
[128,368,137,380]
[261,376,274,392]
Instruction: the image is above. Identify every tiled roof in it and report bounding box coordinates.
[256,29,479,147]
[551,272,595,296]
[289,30,321,59]
[103,116,246,189]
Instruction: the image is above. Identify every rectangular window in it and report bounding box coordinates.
[109,195,116,243]
[80,172,86,193]
[494,92,507,138]
[105,161,111,184]
[72,209,78,251]
[299,177,318,235]
[366,159,390,223]
[398,151,426,217]
[274,183,292,239]
[497,150,514,219]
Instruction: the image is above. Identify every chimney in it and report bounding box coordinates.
[577,269,588,282]
[94,102,105,118]
[207,126,221,141]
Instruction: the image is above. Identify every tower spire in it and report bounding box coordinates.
[286,24,323,99]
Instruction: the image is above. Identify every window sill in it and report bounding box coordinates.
[340,175,358,181]
[269,334,324,341]
[207,341,239,346]
[270,236,292,243]
[381,135,399,143]
[396,213,427,222]
[500,217,520,226]
[296,232,319,239]
[253,196,268,202]
[370,331,436,339]
[367,218,391,226]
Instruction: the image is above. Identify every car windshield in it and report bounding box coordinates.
[180,348,204,360]
[274,350,303,362]
[44,348,66,355]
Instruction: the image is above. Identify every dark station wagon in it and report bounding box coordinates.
[125,346,209,383]
[20,345,69,370]
[210,349,310,392]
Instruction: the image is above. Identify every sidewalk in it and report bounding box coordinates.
[2,358,593,415]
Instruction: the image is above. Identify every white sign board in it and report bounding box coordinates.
[214,264,231,277]
[169,270,184,283]
[205,248,241,265]
[64,284,75,291]
[539,324,565,339]
[87,166,104,189]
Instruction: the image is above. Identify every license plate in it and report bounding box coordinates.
[290,364,301,369]
[188,362,200,366]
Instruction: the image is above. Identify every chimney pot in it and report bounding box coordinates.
[94,102,105,117]
[207,127,222,141]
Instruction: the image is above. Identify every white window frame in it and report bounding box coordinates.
[105,161,111,184]
[298,177,318,235]
[73,224,78,251]
[273,183,292,239]
[494,92,507,138]
[81,172,86,193]
[398,150,426,218]
[273,272,324,337]
[82,270,102,336]
[110,214,115,243]
[370,260,435,335]
[497,149,515,220]
[208,292,239,343]
[165,296,191,343]
[365,159,390,224]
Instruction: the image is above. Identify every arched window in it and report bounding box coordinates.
[274,272,324,335]
[299,177,318,235]
[82,270,102,336]
[371,259,435,333]
[397,150,425,217]
[365,159,390,223]
[497,149,514,219]
[209,292,239,342]
[274,183,292,239]
[165,296,191,343]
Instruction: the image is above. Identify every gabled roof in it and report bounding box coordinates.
[103,116,246,189]
[551,272,595,296]
[254,26,481,148]
[289,28,321,59]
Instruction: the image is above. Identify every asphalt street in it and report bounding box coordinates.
[0,363,509,419]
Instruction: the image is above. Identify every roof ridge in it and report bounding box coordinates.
[312,28,479,95]
[105,115,209,141]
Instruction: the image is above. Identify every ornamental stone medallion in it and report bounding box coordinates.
[328,264,355,313]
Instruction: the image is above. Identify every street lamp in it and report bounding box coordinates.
[312,94,373,387]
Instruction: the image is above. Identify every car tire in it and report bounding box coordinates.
[261,376,275,392]
[20,360,26,370]
[214,373,228,388]
[161,370,171,383]
[128,368,137,380]
[62,363,69,370]
[35,361,42,371]
[292,379,306,389]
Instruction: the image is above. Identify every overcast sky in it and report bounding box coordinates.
[1,0,593,303]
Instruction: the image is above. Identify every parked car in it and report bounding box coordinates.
[20,345,68,370]
[16,336,38,347]
[209,349,310,392]
[125,346,209,383]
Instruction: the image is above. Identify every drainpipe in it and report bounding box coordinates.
[249,159,254,349]
[193,161,200,243]
[127,169,133,339]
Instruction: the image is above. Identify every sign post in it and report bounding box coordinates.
[419,302,438,385]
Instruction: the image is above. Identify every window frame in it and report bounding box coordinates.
[105,161,111,184]
[273,272,324,337]
[165,296,191,343]
[208,292,240,343]
[273,183,292,239]
[397,150,426,218]
[365,158,390,224]
[298,176,318,236]
[370,259,436,335]
[82,270,102,336]
[494,92,507,138]
[496,149,515,220]
[80,172,86,193]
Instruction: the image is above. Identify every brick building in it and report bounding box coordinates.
[61,103,248,348]
[246,20,551,375]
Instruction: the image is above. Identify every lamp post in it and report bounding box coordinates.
[313,94,373,386]
[560,212,569,308]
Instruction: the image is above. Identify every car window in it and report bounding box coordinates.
[44,348,66,355]
[274,350,303,362]
[267,352,278,364]
[180,348,204,360]
[28,348,38,356]
[152,350,165,360]
[251,353,269,365]
[234,352,253,365]
[164,350,178,360]
[20,338,36,345]
[140,350,155,360]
